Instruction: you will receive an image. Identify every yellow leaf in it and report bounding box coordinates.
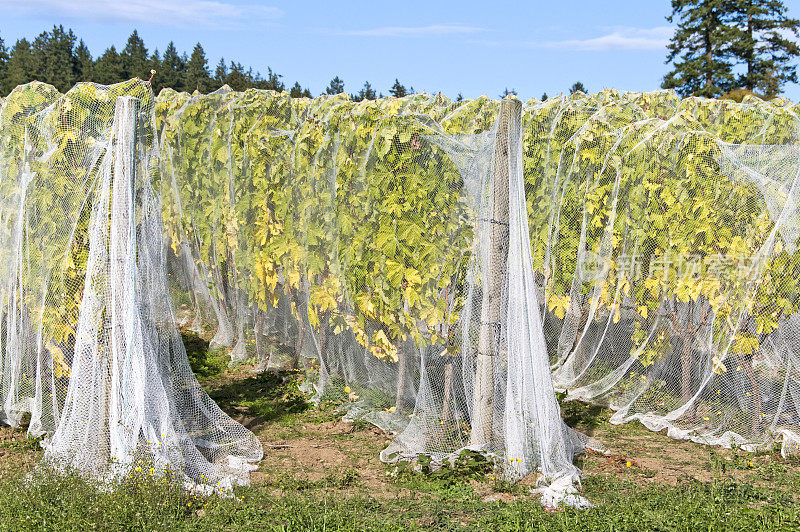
[732,333,759,355]
[548,294,570,320]
[311,288,338,313]
[374,329,391,349]
[47,341,70,379]
[620,278,631,297]
[366,329,399,362]
[307,305,319,328]
[356,293,376,319]
[644,277,661,298]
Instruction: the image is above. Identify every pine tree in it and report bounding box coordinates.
[0,37,8,75]
[663,0,738,97]
[364,81,377,99]
[288,82,312,98]
[94,45,124,85]
[74,39,93,82]
[31,26,77,92]
[570,81,586,94]
[214,57,227,89]
[159,42,186,92]
[541,92,548,101]
[352,81,376,101]
[255,67,283,91]
[728,0,800,97]
[456,92,463,102]
[226,61,248,91]
[185,43,212,93]
[501,87,518,97]
[389,78,406,98]
[121,30,149,80]
[289,81,304,97]
[2,39,34,94]
[325,76,344,95]
[0,34,8,83]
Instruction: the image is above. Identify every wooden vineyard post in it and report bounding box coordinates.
[471,97,521,448]
[102,95,141,465]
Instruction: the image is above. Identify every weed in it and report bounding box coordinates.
[183,331,228,380]
[0,435,42,452]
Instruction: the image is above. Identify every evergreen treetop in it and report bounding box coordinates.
[325,76,345,95]
[389,78,407,98]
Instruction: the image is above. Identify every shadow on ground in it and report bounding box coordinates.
[204,370,310,431]
[559,393,606,435]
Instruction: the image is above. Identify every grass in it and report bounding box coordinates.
[0,464,797,531]
[206,369,311,425]
[182,332,229,380]
[0,333,797,530]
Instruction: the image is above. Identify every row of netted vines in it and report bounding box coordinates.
[2,79,800,505]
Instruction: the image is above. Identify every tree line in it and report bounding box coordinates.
[1,2,799,102]
[0,26,312,97]
[0,26,429,102]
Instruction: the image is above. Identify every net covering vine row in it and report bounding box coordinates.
[1,78,799,503]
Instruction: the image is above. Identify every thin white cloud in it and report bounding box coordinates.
[474,26,673,52]
[340,24,485,37]
[0,0,282,29]
[547,26,672,51]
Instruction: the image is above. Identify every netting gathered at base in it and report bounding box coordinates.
[3,78,800,505]
[0,80,261,491]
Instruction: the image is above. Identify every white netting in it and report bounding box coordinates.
[0,80,262,491]
[5,78,800,507]
[525,91,800,456]
[157,86,800,498]
[158,88,589,500]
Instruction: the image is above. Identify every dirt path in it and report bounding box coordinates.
[1,347,797,504]
[201,361,800,503]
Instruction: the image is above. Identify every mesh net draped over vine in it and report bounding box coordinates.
[3,79,800,500]
[158,86,587,496]
[158,86,800,472]
[0,80,262,491]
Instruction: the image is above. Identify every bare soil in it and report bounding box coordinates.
[207,361,800,502]
[2,354,798,504]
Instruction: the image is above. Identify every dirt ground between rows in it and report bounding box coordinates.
[1,359,797,503]
[207,362,800,502]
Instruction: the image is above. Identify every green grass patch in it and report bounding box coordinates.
[0,435,42,452]
[205,370,310,425]
[183,331,228,380]
[1,334,799,530]
[0,467,798,531]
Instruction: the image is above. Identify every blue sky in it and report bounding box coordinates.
[2,0,800,101]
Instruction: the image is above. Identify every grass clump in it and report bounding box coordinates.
[206,369,310,425]
[1,469,800,531]
[0,467,191,532]
[183,331,228,380]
